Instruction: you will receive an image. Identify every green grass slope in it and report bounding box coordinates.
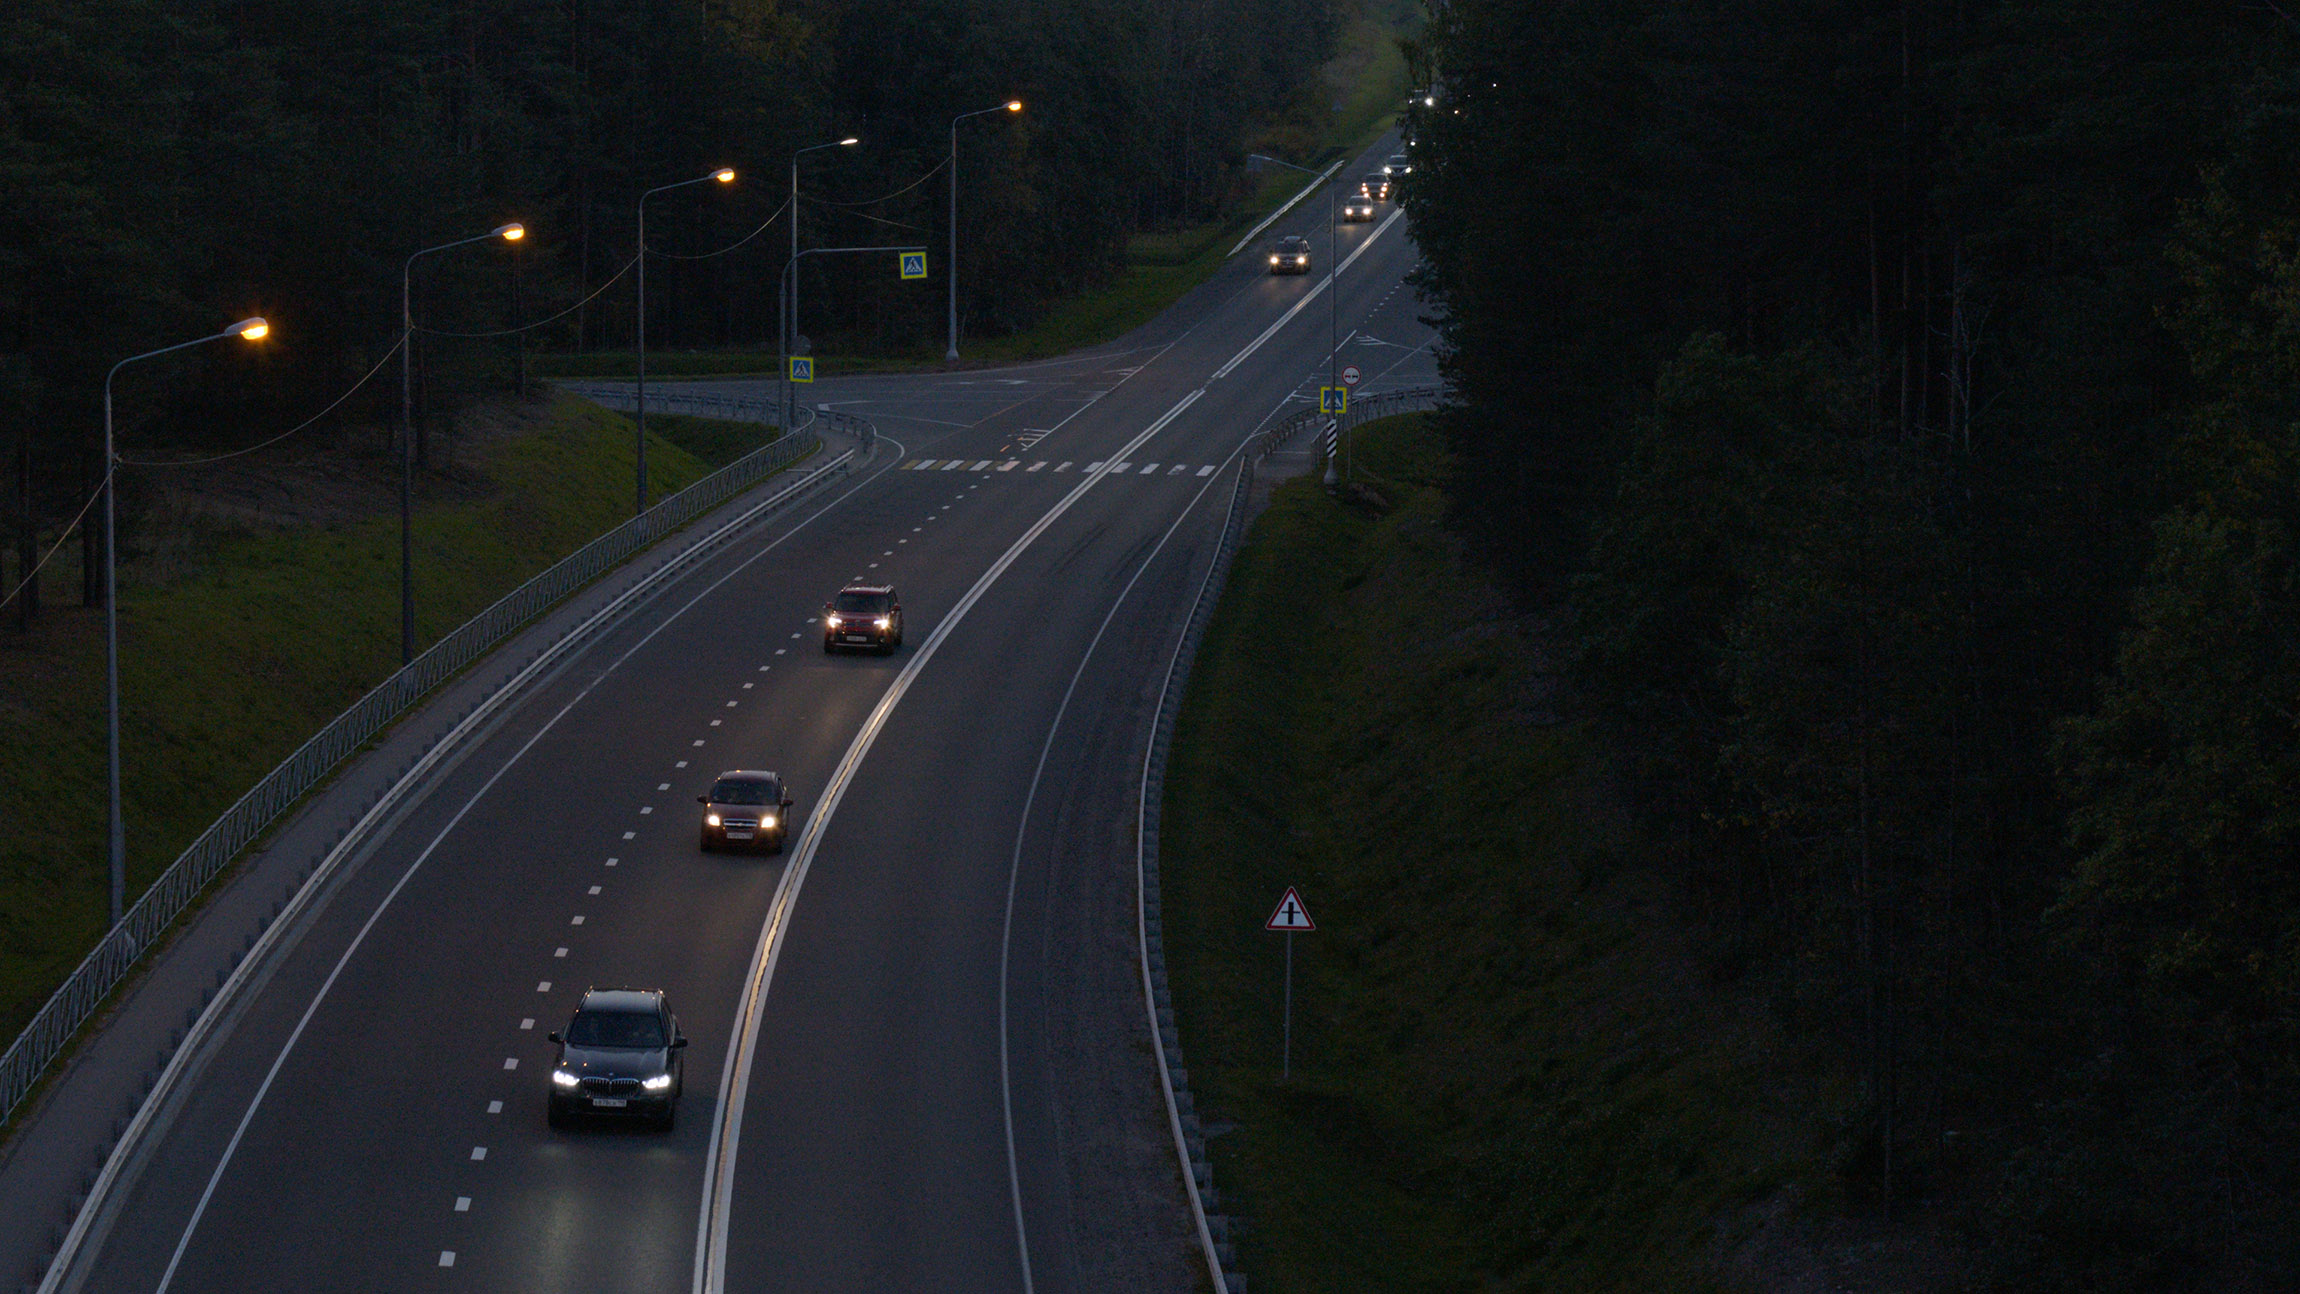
[0,396,779,1051]
[1160,417,1834,1291]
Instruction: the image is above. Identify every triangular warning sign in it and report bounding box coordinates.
[1265,886,1316,931]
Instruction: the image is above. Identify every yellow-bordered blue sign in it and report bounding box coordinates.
[1319,386,1348,415]
[899,252,928,280]
[790,356,815,383]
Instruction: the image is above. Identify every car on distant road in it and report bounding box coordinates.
[1341,196,1377,222]
[1269,235,1313,274]
[1359,173,1392,201]
[547,988,686,1130]
[1384,152,1412,176]
[698,769,791,853]
[823,583,903,653]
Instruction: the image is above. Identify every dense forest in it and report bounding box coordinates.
[1409,0,2300,1287]
[0,0,1340,618]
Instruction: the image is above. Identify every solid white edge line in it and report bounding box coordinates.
[1136,375,1333,1294]
[50,439,873,1294]
[1209,205,1407,384]
[998,436,1247,1294]
[694,390,1201,1294]
[1225,158,1347,258]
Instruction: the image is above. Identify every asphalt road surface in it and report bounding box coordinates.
[61,138,1438,1294]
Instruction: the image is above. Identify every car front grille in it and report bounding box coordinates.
[580,1076,641,1096]
[722,817,759,831]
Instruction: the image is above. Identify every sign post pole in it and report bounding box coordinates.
[1265,886,1316,1081]
[1283,930,1294,1080]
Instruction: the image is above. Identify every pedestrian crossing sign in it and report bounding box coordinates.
[789,356,814,383]
[1319,386,1348,415]
[900,252,928,280]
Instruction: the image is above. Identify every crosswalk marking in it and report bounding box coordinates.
[901,457,1227,479]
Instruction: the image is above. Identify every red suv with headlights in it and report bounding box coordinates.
[823,584,903,653]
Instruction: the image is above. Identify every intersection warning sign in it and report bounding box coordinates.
[1265,887,1315,932]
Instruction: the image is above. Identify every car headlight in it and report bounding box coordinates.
[874,616,891,630]
[825,615,842,629]
[552,1068,579,1089]
[642,1073,674,1092]
[1269,255,1280,264]
[706,813,721,826]
[762,814,778,829]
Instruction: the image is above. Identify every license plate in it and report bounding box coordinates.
[591,1097,628,1108]
[727,831,753,839]
[844,634,871,642]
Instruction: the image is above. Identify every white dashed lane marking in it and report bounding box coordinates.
[487,1100,502,1114]
[455,1198,471,1213]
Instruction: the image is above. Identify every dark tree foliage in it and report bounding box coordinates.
[1411,0,2300,1286]
[0,0,1337,605]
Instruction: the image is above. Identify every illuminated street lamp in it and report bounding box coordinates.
[948,100,1023,363]
[636,169,735,514]
[103,316,271,923]
[784,139,857,435]
[403,222,524,663]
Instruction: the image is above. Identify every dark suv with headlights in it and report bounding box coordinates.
[1359,173,1393,201]
[1269,235,1313,275]
[698,769,791,853]
[547,988,686,1130]
[823,584,903,653]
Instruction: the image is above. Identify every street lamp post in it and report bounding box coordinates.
[403,222,524,664]
[785,138,857,438]
[103,315,270,923]
[636,168,735,516]
[947,101,1022,364]
[1249,153,1344,482]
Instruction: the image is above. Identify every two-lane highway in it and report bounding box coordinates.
[57,136,1436,1293]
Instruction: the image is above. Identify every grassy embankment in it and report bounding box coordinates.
[0,396,783,1053]
[532,0,1416,381]
[1161,416,1834,1290]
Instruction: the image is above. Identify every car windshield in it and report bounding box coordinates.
[711,779,774,805]
[833,591,891,614]
[566,1009,666,1049]
[1279,238,1309,252]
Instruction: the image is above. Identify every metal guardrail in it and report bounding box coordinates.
[556,384,779,426]
[0,417,835,1125]
[563,384,877,456]
[1247,383,1446,463]
[1139,381,1446,1294]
